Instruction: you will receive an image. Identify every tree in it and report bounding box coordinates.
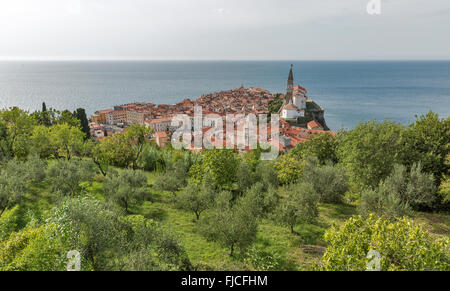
[176,176,215,220]
[0,107,37,159]
[73,108,90,139]
[254,161,279,189]
[125,125,152,170]
[200,191,259,256]
[50,197,121,270]
[51,123,85,160]
[239,182,279,219]
[31,125,56,159]
[303,159,349,203]
[406,111,450,186]
[189,149,238,191]
[103,169,148,213]
[236,160,255,194]
[58,110,80,127]
[439,154,450,205]
[92,133,135,174]
[41,102,52,126]
[274,154,305,185]
[274,182,319,233]
[48,198,191,271]
[358,163,436,218]
[117,215,192,270]
[268,93,283,114]
[0,160,29,215]
[24,153,47,184]
[319,214,449,271]
[336,120,407,189]
[46,159,94,197]
[289,132,337,165]
[0,121,9,161]
[153,159,189,199]
[0,156,48,216]
[0,223,66,271]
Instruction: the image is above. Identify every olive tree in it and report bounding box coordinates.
[303,159,349,203]
[0,160,29,215]
[103,169,148,213]
[200,191,259,256]
[176,177,215,221]
[359,163,436,218]
[46,159,95,197]
[274,182,319,234]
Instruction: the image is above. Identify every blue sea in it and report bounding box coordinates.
[0,61,449,132]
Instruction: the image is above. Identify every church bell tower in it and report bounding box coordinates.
[286,64,294,104]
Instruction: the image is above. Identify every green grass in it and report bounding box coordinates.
[15,167,450,271]
[131,174,359,270]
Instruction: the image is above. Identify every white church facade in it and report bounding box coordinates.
[280,65,308,119]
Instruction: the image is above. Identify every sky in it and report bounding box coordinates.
[0,0,450,60]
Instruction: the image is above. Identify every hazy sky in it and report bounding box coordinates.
[1,0,450,60]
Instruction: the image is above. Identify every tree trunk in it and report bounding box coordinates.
[132,144,143,170]
[0,206,6,217]
[88,248,96,271]
[93,159,107,176]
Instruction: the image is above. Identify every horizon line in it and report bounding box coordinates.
[1,58,450,62]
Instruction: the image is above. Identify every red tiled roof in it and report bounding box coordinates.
[155,132,168,138]
[307,120,323,129]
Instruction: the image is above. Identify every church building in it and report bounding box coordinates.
[280,65,307,119]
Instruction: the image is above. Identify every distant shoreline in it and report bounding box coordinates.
[0,61,449,132]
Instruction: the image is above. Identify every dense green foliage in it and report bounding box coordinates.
[199,191,259,256]
[103,169,148,213]
[289,132,337,165]
[189,149,238,190]
[319,214,449,271]
[337,120,407,189]
[46,159,95,197]
[274,183,319,233]
[303,158,348,203]
[0,106,448,271]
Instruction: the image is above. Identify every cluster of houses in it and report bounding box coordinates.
[89,66,333,151]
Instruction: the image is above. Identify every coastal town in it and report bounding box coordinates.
[89,66,334,152]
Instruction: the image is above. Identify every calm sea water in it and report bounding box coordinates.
[0,61,449,132]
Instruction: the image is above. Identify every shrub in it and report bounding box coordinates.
[336,120,407,189]
[200,191,259,256]
[319,214,450,271]
[274,155,305,185]
[274,182,319,233]
[175,178,215,221]
[244,246,284,271]
[0,223,66,271]
[359,163,436,218]
[0,206,21,240]
[103,169,148,213]
[46,159,95,197]
[255,161,278,189]
[303,159,348,203]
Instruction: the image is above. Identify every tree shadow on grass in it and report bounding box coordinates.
[293,222,327,246]
[139,202,168,221]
